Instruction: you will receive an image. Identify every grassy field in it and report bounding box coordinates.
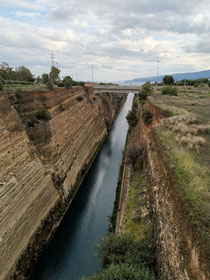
[3,83,49,92]
[149,86,210,241]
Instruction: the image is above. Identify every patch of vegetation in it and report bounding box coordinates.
[83,234,156,280]
[125,143,144,169]
[163,75,174,85]
[109,161,124,232]
[14,88,23,99]
[125,172,150,240]
[0,80,3,91]
[162,114,210,151]
[155,126,210,233]
[83,263,155,280]
[76,96,83,102]
[126,99,138,130]
[161,86,178,96]
[138,82,152,101]
[64,78,72,88]
[35,108,51,121]
[46,80,54,90]
[142,109,153,124]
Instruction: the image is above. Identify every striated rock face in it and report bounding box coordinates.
[136,101,209,280]
[0,87,126,279]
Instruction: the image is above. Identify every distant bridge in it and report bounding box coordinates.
[93,85,141,94]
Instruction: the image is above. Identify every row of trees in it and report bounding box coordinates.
[162,75,210,87]
[0,62,85,90]
[0,62,34,82]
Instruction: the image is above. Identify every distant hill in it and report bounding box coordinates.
[126,70,210,83]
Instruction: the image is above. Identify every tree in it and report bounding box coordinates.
[0,62,14,80]
[126,109,137,129]
[42,73,49,84]
[36,75,41,84]
[63,76,73,88]
[49,66,60,84]
[163,75,174,85]
[47,80,54,90]
[15,66,35,82]
[139,82,152,101]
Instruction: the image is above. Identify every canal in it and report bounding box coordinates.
[31,93,133,280]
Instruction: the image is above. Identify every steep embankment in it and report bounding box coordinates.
[116,90,210,280]
[0,87,126,280]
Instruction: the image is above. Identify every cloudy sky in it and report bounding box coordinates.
[0,0,210,82]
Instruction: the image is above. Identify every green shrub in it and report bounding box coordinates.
[139,82,152,101]
[126,110,137,129]
[83,263,155,280]
[0,80,3,91]
[57,82,64,87]
[163,75,174,85]
[161,86,178,96]
[97,234,155,269]
[35,108,51,121]
[142,109,153,125]
[83,234,156,280]
[76,96,83,102]
[64,78,72,88]
[46,80,54,90]
[15,88,22,99]
[139,89,148,100]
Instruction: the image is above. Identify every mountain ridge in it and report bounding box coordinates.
[125,69,210,83]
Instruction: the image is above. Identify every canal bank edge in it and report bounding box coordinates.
[113,91,210,279]
[0,87,127,280]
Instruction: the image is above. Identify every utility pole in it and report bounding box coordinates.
[157,60,160,82]
[91,65,94,84]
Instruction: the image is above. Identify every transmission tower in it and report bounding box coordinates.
[51,52,55,66]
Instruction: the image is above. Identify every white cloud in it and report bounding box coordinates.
[1,0,210,81]
[0,0,44,10]
[15,11,40,18]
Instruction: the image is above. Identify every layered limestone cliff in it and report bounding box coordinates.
[0,87,126,279]
[116,94,210,280]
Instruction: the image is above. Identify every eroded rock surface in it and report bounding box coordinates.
[0,87,126,279]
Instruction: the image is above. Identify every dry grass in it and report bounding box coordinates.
[175,134,206,152]
[161,114,210,151]
[156,127,210,203]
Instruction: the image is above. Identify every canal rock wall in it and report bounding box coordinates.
[117,97,209,279]
[0,87,126,280]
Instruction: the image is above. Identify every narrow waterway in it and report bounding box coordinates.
[31,93,133,280]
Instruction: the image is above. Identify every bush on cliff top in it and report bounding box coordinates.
[139,82,152,101]
[161,86,178,96]
[46,80,54,91]
[35,108,51,121]
[142,109,153,125]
